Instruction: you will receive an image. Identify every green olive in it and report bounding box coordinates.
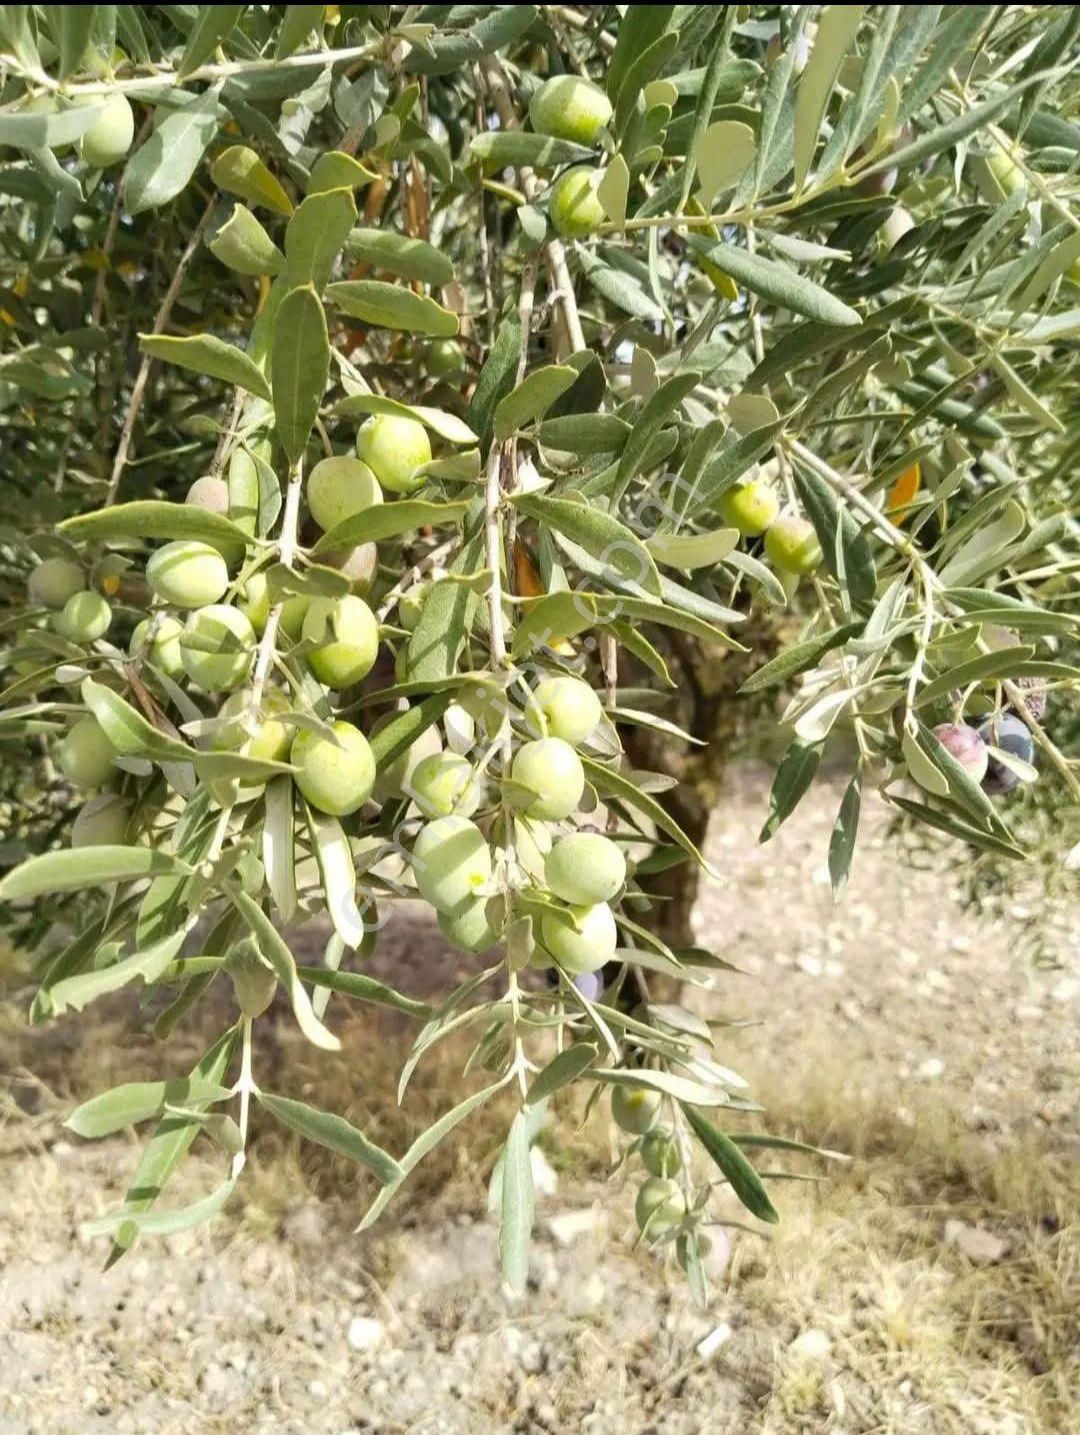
[179,605,255,692]
[530,76,612,147]
[549,166,606,239]
[146,540,230,609]
[53,591,111,643]
[28,557,85,610]
[291,721,375,817]
[763,515,823,575]
[355,414,432,495]
[302,594,379,689]
[57,715,117,789]
[717,478,780,537]
[79,93,135,168]
[306,456,383,533]
[130,616,185,679]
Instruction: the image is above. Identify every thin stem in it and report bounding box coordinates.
[250,457,303,712]
[12,42,380,98]
[105,195,215,506]
[376,535,457,622]
[231,1016,256,1180]
[483,442,508,668]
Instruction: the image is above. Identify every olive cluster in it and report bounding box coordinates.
[403,671,628,970]
[717,474,824,578]
[932,709,1040,797]
[610,1084,720,1270]
[25,412,436,838]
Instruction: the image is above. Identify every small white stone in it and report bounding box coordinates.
[916,1057,945,1080]
[309,1380,328,1401]
[530,1145,559,1197]
[790,1328,832,1360]
[1050,976,1079,1004]
[944,1220,1008,1265]
[545,1208,604,1246]
[347,1316,385,1353]
[796,954,823,978]
[696,1322,733,1358]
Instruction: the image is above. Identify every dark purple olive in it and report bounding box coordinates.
[572,971,602,1001]
[978,714,1036,795]
[932,722,989,783]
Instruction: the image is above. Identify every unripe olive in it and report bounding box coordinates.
[530,75,612,146]
[635,1177,686,1238]
[280,594,311,641]
[545,832,626,904]
[57,715,116,789]
[411,815,492,914]
[510,737,584,820]
[763,515,822,575]
[28,557,85,609]
[306,456,383,533]
[71,794,129,848]
[214,687,291,765]
[130,615,185,678]
[676,1229,730,1278]
[186,475,230,513]
[987,149,1025,197]
[372,716,442,799]
[541,901,617,974]
[179,605,255,692]
[437,897,501,953]
[612,1085,662,1135]
[53,590,111,643]
[524,674,602,745]
[425,339,466,378]
[323,543,379,595]
[931,722,988,784]
[408,751,481,819]
[717,478,780,537]
[236,570,271,633]
[641,1127,682,1178]
[549,165,606,239]
[459,679,509,734]
[355,414,432,495]
[147,540,230,608]
[881,205,915,253]
[398,580,432,633]
[291,720,375,817]
[302,594,379,689]
[79,93,134,168]
[226,941,278,1018]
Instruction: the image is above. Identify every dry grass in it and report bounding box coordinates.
[2,979,1076,1433]
[722,1036,1079,1433]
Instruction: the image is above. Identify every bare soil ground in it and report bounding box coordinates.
[1,764,1076,1435]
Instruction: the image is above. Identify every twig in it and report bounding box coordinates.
[13,42,380,98]
[104,194,216,506]
[375,536,457,622]
[54,117,154,495]
[250,457,303,712]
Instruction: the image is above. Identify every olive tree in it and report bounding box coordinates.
[0,4,1077,1301]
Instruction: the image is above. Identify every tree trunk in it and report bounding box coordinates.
[622,618,778,953]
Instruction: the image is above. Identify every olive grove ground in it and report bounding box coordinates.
[1,763,1076,1435]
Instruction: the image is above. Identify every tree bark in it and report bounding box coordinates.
[622,616,779,953]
